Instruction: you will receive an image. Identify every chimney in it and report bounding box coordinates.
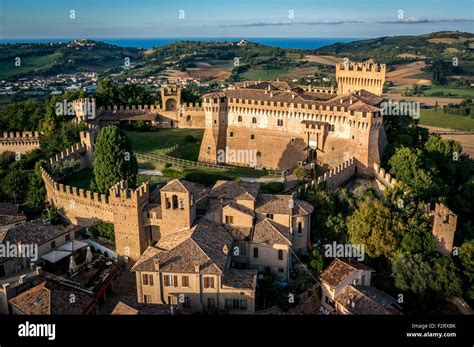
[35,266,42,275]
[19,275,26,284]
[193,261,200,273]
[153,259,160,271]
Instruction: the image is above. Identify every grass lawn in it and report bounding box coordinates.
[421,86,474,99]
[125,129,204,160]
[420,109,474,131]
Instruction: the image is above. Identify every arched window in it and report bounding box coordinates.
[229,131,234,138]
[278,250,283,260]
[186,115,191,122]
[297,221,303,235]
[252,117,257,124]
[172,195,178,209]
[250,134,255,140]
[238,116,242,122]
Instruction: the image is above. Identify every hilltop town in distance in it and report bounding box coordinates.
[0,1,473,345]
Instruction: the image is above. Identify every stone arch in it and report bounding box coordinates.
[165,98,178,111]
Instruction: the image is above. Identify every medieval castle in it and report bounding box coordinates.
[0,61,458,313]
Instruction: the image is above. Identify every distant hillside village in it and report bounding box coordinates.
[0,58,468,316]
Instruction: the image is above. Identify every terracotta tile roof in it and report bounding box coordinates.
[160,179,194,193]
[252,218,292,245]
[209,181,260,201]
[256,194,293,215]
[224,202,256,217]
[320,258,374,288]
[0,213,27,228]
[210,85,381,112]
[132,219,233,274]
[348,100,381,113]
[1,221,77,246]
[335,285,402,315]
[256,194,313,216]
[9,281,95,315]
[222,268,257,290]
[155,229,194,251]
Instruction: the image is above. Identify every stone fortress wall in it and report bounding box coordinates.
[198,62,387,175]
[0,131,40,154]
[336,61,386,96]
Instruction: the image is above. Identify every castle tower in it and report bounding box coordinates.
[432,203,457,256]
[336,62,386,96]
[73,98,96,122]
[159,179,196,235]
[348,98,386,176]
[109,181,150,262]
[198,93,228,163]
[161,87,181,112]
[79,129,96,167]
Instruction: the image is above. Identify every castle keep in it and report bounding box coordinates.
[198,62,388,175]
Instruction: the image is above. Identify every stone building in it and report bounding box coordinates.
[72,87,205,129]
[198,62,387,174]
[320,258,402,315]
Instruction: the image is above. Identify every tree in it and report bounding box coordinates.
[294,167,310,181]
[430,257,462,299]
[93,125,138,193]
[308,249,324,273]
[392,253,433,296]
[2,167,29,203]
[459,241,474,299]
[388,146,446,202]
[347,201,399,258]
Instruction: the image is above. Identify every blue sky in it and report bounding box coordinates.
[0,0,473,38]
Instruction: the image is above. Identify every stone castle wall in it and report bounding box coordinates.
[0,131,40,154]
[198,94,384,172]
[336,62,386,96]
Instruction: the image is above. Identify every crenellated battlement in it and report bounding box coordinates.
[373,162,397,188]
[40,165,114,225]
[182,102,203,110]
[1,131,39,140]
[313,158,357,189]
[336,61,386,73]
[109,180,149,206]
[48,142,86,166]
[0,131,40,154]
[98,104,161,112]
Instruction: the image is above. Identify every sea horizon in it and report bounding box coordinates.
[0,37,363,50]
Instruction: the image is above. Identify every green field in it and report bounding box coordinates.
[241,67,291,81]
[0,53,62,80]
[421,86,474,99]
[125,129,204,160]
[420,109,474,131]
[127,129,273,179]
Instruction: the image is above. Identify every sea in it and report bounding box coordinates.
[0,37,361,50]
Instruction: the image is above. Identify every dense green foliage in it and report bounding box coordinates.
[93,125,138,193]
[95,79,159,106]
[89,220,115,240]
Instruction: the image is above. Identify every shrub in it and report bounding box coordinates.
[89,220,115,240]
[294,167,310,181]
